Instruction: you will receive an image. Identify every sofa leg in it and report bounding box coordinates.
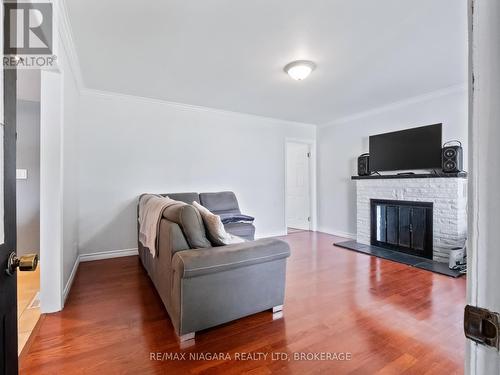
[272,305,283,313]
[178,332,195,342]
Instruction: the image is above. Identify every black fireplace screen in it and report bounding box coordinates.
[370,199,433,259]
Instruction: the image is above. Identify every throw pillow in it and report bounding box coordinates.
[192,201,245,246]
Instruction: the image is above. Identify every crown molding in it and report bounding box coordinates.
[319,84,467,128]
[51,4,465,130]
[48,6,315,128]
[81,88,317,128]
[55,0,85,91]
[53,4,314,127]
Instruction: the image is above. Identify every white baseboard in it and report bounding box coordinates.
[79,248,139,262]
[62,248,139,306]
[259,229,356,239]
[317,227,356,240]
[63,255,80,305]
[256,231,287,239]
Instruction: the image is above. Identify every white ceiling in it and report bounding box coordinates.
[66,0,467,125]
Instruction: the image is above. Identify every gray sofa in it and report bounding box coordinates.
[165,191,256,240]
[137,192,290,341]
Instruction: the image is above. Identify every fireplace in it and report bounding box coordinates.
[370,199,433,259]
[354,176,467,262]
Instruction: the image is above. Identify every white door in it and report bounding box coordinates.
[286,142,310,231]
[466,1,500,373]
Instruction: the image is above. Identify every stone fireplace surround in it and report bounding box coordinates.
[353,175,468,263]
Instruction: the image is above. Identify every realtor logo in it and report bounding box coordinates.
[3,1,56,68]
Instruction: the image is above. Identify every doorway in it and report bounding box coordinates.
[286,141,312,233]
[16,70,41,355]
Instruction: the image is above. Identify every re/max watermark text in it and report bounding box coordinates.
[150,351,353,361]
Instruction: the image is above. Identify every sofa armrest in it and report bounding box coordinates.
[172,238,291,278]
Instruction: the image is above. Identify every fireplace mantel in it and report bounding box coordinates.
[352,172,467,180]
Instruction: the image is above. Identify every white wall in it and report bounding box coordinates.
[40,0,82,311]
[77,91,316,255]
[61,50,80,289]
[317,86,468,238]
[16,100,40,255]
[40,69,64,312]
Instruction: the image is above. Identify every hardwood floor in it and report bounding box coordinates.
[20,232,466,374]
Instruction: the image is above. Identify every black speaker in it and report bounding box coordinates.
[358,153,370,176]
[442,141,463,173]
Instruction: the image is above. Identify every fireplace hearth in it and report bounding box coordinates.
[370,199,433,259]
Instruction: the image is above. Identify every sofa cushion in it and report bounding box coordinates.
[200,191,241,215]
[224,222,255,241]
[162,200,211,249]
[224,223,255,240]
[192,201,244,246]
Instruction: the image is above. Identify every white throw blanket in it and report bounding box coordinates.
[138,194,177,257]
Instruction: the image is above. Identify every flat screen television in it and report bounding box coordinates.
[369,124,442,172]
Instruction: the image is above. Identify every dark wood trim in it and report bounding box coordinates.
[0,20,18,374]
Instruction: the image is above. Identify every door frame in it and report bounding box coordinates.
[284,138,317,233]
[466,0,500,373]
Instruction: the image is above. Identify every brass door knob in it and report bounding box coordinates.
[6,252,39,276]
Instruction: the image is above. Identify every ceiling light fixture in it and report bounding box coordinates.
[284,60,316,81]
